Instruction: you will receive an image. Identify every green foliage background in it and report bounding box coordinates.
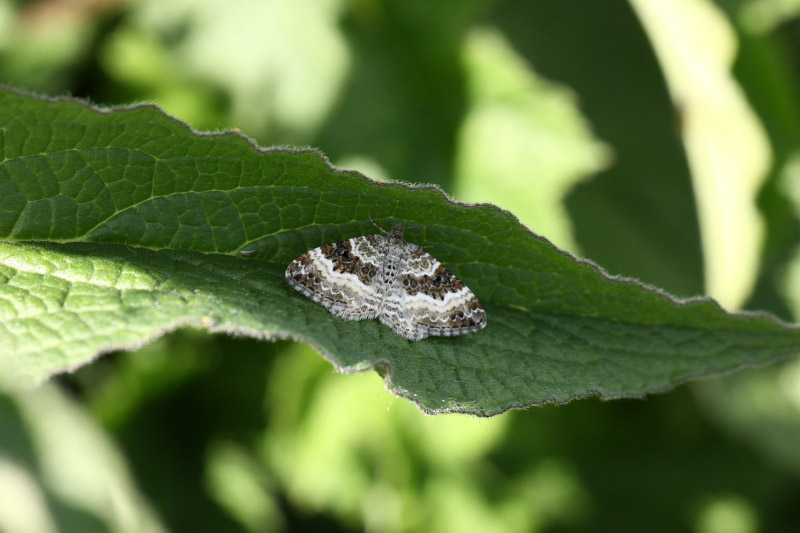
[3,0,800,532]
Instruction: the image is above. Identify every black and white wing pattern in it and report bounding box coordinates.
[285,225,487,341]
[285,234,384,321]
[383,240,486,340]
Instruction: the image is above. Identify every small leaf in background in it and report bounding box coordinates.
[737,0,800,33]
[631,0,771,310]
[100,0,349,141]
[0,368,166,533]
[784,153,800,322]
[490,0,706,298]
[205,440,284,533]
[0,1,104,94]
[455,27,611,253]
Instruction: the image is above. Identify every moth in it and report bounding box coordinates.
[285,224,486,340]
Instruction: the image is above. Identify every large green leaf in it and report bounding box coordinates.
[1,86,799,416]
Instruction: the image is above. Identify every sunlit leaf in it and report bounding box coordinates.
[455,28,610,252]
[631,0,771,310]
[1,87,799,415]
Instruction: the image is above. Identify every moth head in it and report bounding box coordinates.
[389,224,404,241]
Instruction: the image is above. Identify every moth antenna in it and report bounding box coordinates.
[367,213,391,235]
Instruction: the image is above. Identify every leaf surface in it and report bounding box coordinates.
[1,87,798,415]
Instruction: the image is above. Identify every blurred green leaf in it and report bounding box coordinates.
[2,87,800,416]
[0,2,105,94]
[727,25,800,319]
[490,0,705,297]
[0,365,166,533]
[313,0,486,190]
[731,0,800,33]
[697,359,800,477]
[205,440,283,533]
[455,28,610,252]
[115,0,349,142]
[631,0,770,311]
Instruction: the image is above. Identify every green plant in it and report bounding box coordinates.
[2,87,798,416]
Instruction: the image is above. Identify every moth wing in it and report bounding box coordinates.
[380,242,487,340]
[285,235,384,320]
